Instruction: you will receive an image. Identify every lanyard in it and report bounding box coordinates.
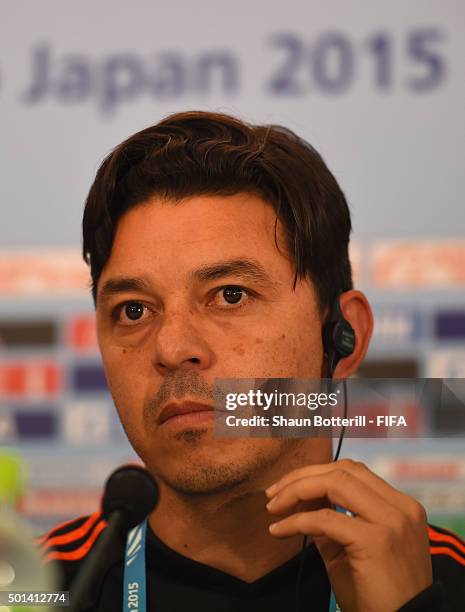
[123,520,147,612]
[329,591,342,612]
[123,519,343,612]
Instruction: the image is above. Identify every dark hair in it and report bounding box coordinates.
[82,110,353,311]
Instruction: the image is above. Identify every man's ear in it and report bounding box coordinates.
[332,290,373,378]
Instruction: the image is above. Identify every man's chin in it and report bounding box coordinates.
[142,432,295,496]
[156,464,252,497]
[173,426,211,444]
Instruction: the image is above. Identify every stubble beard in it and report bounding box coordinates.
[156,427,299,497]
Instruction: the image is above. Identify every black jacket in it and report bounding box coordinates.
[38,512,465,611]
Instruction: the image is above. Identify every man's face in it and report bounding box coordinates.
[96,193,327,495]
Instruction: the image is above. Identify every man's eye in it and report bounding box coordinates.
[115,301,148,323]
[210,286,252,308]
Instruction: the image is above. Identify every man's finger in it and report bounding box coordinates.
[266,459,424,521]
[269,507,373,545]
[266,470,402,525]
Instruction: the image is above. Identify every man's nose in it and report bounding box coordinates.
[151,307,215,375]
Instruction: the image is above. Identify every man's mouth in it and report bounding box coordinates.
[158,401,214,426]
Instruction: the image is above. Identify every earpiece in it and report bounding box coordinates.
[322,298,354,461]
[322,297,356,378]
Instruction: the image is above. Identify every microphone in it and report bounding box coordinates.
[69,465,159,612]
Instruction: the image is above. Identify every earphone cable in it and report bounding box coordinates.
[294,377,348,611]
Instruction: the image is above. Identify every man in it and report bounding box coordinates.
[39,111,465,611]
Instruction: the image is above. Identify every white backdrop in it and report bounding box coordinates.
[1,0,464,248]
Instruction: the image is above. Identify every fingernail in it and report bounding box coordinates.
[266,496,277,509]
[269,522,279,533]
[266,483,277,497]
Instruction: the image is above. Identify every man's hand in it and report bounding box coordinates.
[266,459,432,612]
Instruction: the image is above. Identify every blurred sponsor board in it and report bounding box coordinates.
[71,363,107,392]
[0,407,58,441]
[0,249,89,296]
[67,314,98,352]
[357,358,419,378]
[372,240,465,289]
[0,320,57,348]
[427,350,465,378]
[62,401,111,444]
[0,361,62,398]
[371,308,422,344]
[434,310,465,340]
[19,487,102,519]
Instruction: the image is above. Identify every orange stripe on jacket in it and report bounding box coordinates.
[430,546,465,567]
[44,519,107,563]
[40,512,102,551]
[428,526,465,557]
[35,513,98,546]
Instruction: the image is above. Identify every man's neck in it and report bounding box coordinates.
[149,484,309,582]
[149,444,332,582]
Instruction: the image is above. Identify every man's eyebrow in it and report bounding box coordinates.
[191,259,274,285]
[98,277,151,304]
[98,259,275,304]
